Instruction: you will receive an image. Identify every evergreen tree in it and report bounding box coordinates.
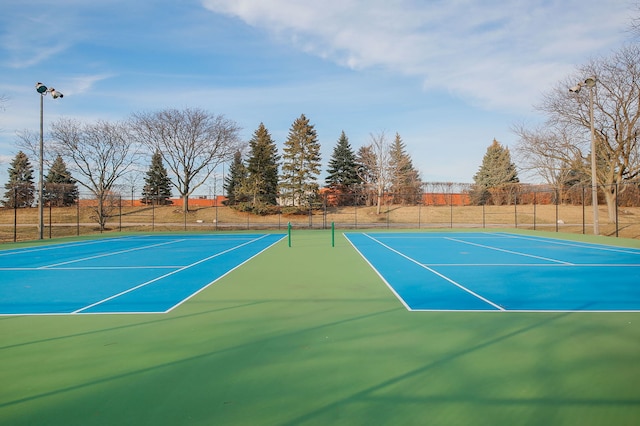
[142,151,173,205]
[471,139,519,205]
[388,133,422,204]
[245,123,280,206]
[280,114,322,207]
[355,145,378,206]
[45,155,78,207]
[2,151,35,208]
[325,131,361,201]
[224,150,247,205]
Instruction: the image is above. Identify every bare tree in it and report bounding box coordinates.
[518,44,640,222]
[369,131,391,215]
[50,118,141,230]
[513,124,585,197]
[131,108,242,212]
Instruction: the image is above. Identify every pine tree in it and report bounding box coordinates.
[142,151,173,205]
[355,145,378,206]
[245,123,280,206]
[224,150,247,206]
[2,151,35,208]
[280,114,322,207]
[388,133,422,204]
[325,131,361,202]
[45,155,78,207]
[471,139,519,205]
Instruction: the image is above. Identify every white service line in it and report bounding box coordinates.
[0,236,140,258]
[496,233,640,255]
[444,237,574,265]
[72,234,269,314]
[40,239,186,269]
[364,234,505,311]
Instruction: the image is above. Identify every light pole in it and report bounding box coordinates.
[35,82,63,239]
[569,77,598,235]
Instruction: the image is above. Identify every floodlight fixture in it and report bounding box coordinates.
[35,82,48,94]
[50,88,63,99]
[569,84,582,93]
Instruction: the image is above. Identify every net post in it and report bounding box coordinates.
[331,222,335,247]
[288,221,291,247]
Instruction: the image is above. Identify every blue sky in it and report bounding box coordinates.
[0,0,634,192]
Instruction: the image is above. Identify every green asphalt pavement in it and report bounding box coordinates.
[1,230,639,425]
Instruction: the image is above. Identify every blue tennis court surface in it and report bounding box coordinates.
[345,232,640,312]
[0,234,285,315]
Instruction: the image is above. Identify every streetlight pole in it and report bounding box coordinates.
[35,82,63,240]
[569,77,598,235]
[586,78,599,235]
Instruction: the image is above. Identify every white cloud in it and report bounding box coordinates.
[65,74,114,96]
[202,0,630,112]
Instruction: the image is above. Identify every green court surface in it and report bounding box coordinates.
[1,229,639,425]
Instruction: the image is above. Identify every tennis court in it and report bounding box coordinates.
[346,232,640,312]
[0,233,285,315]
[1,230,640,425]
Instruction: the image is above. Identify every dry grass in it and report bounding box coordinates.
[1,203,639,242]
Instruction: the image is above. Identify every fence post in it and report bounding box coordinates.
[582,185,586,235]
[13,187,17,242]
[555,188,560,232]
[354,203,358,229]
[450,194,453,228]
[615,183,619,238]
[514,192,518,229]
[533,192,537,231]
[215,196,218,231]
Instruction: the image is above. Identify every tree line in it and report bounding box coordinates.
[224,116,422,215]
[2,110,423,229]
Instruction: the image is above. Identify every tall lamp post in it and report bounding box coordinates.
[35,82,63,240]
[569,77,598,235]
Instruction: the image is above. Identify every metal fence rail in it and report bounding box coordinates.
[1,182,639,242]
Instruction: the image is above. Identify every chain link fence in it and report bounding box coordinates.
[1,181,639,242]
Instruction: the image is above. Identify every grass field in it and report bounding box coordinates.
[1,229,640,425]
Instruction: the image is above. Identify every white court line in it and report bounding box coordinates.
[40,239,186,269]
[496,233,640,255]
[0,266,181,271]
[444,237,574,265]
[423,263,640,267]
[363,233,505,311]
[72,234,270,314]
[344,234,412,311]
[164,234,287,313]
[0,236,141,258]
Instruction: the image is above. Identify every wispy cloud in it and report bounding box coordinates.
[202,0,630,111]
[0,7,76,68]
[65,74,115,96]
